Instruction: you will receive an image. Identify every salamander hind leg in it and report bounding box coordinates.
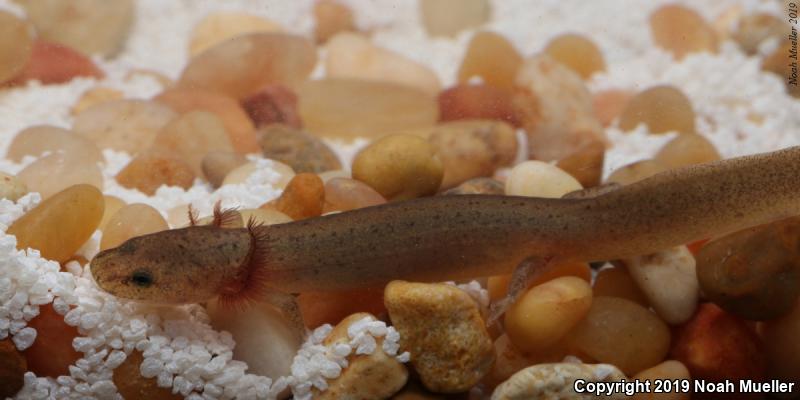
[487,256,556,326]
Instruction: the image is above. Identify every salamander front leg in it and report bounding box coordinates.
[261,289,308,342]
[487,256,555,326]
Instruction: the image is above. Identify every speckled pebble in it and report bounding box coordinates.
[0,172,28,201]
[258,124,342,173]
[491,362,627,400]
[385,281,494,393]
[314,313,408,400]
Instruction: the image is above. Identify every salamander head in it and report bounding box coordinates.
[90,227,253,304]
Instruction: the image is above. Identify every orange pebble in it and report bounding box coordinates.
[488,261,591,302]
[113,351,182,400]
[9,40,103,85]
[298,286,386,328]
[23,304,82,378]
[323,177,386,213]
[266,173,324,220]
[593,265,650,307]
[592,89,633,127]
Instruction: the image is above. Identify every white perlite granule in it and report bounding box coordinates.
[1,0,799,398]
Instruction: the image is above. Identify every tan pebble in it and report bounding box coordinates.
[618,85,696,134]
[592,89,633,127]
[155,88,259,153]
[201,151,248,188]
[733,13,787,55]
[186,208,293,228]
[385,281,494,393]
[515,54,605,161]
[438,84,519,127]
[605,159,668,186]
[0,172,27,202]
[99,195,126,230]
[297,78,438,140]
[443,177,505,195]
[258,124,342,174]
[564,296,670,375]
[593,266,649,307]
[207,299,300,380]
[458,31,523,91]
[124,68,173,88]
[429,120,517,190]
[312,313,408,399]
[0,11,33,84]
[761,300,800,383]
[556,140,605,188]
[18,152,103,200]
[505,276,593,353]
[71,87,123,115]
[152,110,234,177]
[242,84,302,129]
[16,0,133,57]
[505,161,582,198]
[420,0,490,37]
[115,152,195,195]
[650,4,719,60]
[324,177,386,212]
[654,134,721,169]
[239,208,293,225]
[222,160,295,189]
[166,204,191,228]
[326,32,441,96]
[178,33,316,100]
[622,246,699,325]
[7,125,103,165]
[313,0,356,43]
[491,362,627,400]
[0,339,26,398]
[113,351,182,400]
[318,169,351,183]
[73,99,177,154]
[100,203,168,251]
[8,184,103,263]
[632,360,691,400]
[267,173,325,220]
[352,134,443,201]
[544,33,606,79]
[189,12,283,56]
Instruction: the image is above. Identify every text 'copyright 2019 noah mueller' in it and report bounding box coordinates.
[789,2,798,87]
[573,379,796,397]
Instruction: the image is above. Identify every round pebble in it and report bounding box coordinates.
[443,177,505,195]
[0,11,33,84]
[323,177,386,213]
[420,0,490,37]
[71,87,124,115]
[266,173,325,220]
[113,351,182,400]
[385,281,494,393]
[438,84,519,126]
[592,266,649,307]
[565,296,670,375]
[0,339,26,398]
[222,160,295,189]
[178,33,316,100]
[100,203,168,251]
[696,218,800,320]
[605,159,668,186]
[623,246,699,325]
[116,152,195,195]
[429,120,517,189]
[152,110,234,177]
[7,125,103,164]
[201,151,248,188]
[593,89,633,127]
[544,33,606,79]
[17,0,134,56]
[352,134,443,201]
[632,361,691,400]
[8,184,104,263]
[458,31,522,90]
[618,85,696,135]
[73,99,178,154]
[654,134,721,169]
[555,141,605,188]
[258,124,342,174]
[504,276,593,353]
[733,12,787,55]
[99,195,126,230]
[10,39,104,85]
[189,12,283,56]
[18,151,103,201]
[489,261,592,303]
[242,84,302,129]
[0,172,28,202]
[491,362,627,400]
[650,4,719,60]
[23,304,82,378]
[761,300,800,383]
[505,161,582,198]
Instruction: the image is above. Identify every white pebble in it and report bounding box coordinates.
[12,326,37,350]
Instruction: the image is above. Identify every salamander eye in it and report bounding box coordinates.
[130,270,153,287]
